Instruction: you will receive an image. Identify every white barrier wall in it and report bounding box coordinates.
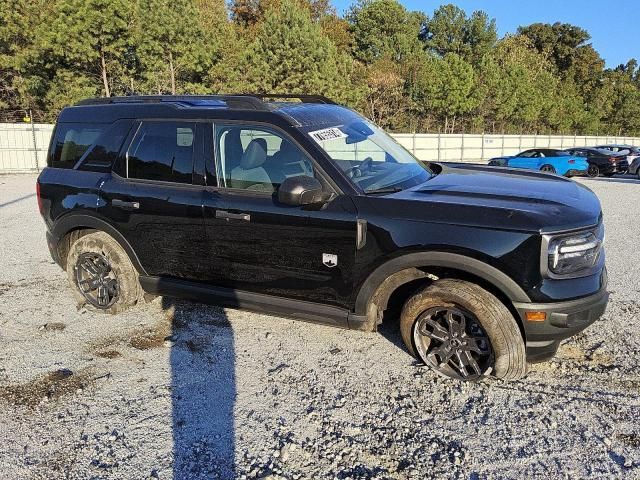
[2,122,639,173]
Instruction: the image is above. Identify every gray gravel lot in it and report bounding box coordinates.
[1,173,639,480]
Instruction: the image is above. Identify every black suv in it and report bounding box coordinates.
[37,95,609,382]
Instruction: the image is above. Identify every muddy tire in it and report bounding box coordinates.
[66,231,142,314]
[400,279,527,381]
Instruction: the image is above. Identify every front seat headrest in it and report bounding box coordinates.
[241,138,267,170]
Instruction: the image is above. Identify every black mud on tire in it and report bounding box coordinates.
[400,279,527,381]
[66,231,142,314]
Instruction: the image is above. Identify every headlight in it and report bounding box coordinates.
[543,223,604,277]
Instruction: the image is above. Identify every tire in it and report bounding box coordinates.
[400,279,527,381]
[587,164,599,178]
[66,231,142,314]
[540,164,556,174]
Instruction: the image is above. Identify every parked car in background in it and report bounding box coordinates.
[595,144,639,171]
[628,156,640,179]
[564,147,629,177]
[488,149,588,177]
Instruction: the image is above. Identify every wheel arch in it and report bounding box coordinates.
[52,214,147,275]
[355,252,531,333]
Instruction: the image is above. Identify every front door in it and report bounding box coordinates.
[201,123,358,309]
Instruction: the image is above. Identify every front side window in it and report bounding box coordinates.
[215,125,314,192]
[127,121,196,183]
[305,119,432,193]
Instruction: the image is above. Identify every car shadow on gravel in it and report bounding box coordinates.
[162,297,236,479]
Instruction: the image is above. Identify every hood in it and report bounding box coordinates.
[372,164,602,232]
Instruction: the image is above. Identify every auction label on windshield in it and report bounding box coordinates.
[308,127,347,143]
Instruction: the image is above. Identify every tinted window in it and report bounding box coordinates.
[79,120,132,171]
[48,123,106,168]
[128,122,196,183]
[215,125,314,192]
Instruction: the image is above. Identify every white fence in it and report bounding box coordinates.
[2,122,640,173]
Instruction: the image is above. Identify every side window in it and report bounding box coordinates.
[48,123,106,168]
[518,150,534,158]
[127,121,196,184]
[79,120,132,171]
[215,125,314,192]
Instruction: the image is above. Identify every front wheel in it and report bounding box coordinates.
[400,279,527,381]
[66,231,143,314]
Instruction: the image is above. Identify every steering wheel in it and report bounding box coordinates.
[347,157,374,178]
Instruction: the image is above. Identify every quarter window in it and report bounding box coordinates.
[215,125,314,192]
[127,122,196,183]
[48,123,106,169]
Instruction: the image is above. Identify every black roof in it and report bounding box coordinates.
[62,94,354,128]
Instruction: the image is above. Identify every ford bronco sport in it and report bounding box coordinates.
[37,95,609,381]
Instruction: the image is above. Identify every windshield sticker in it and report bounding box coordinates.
[308,127,347,143]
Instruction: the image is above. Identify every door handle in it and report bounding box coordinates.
[216,210,251,222]
[112,199,140,210]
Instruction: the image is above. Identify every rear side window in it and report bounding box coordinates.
[48,123,106,168]
[127,121,196,184]
[79,120,132,171]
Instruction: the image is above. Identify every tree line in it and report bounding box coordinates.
[1,0,640,135]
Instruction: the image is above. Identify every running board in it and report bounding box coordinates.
[139,275,368,330]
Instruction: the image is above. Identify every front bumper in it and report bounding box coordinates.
[513,287,609,362]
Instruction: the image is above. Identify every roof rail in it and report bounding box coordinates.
[75,94,337,110]
[252,94,337,104]
[75,95,271,111]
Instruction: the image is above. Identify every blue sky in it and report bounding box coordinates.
[331,0,639,68]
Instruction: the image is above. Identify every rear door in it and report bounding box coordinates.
[98,120,208,280]
[201,122,359,310]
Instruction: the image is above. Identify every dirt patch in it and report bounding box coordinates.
[38,322,66,332]
[0,368,95,408]
[557,343,615,366]
[95,349,121,359]
[617,433,640,448]
[88,313,177,353]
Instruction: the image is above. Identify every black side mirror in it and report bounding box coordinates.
[278,175,330,206]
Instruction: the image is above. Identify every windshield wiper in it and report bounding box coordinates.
[364,187,403,195]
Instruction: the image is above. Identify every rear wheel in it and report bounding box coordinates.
[66,231,142,314]
[587,165,599,177]
[540,164,556,174]
[400,279,527,381]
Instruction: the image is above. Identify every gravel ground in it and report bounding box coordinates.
[0,173,639,480]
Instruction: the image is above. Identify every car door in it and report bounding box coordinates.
[98,120,208,280]
[512,150,539,170]
[201,122,358,310]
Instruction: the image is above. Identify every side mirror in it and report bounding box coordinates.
[278,175,330,206]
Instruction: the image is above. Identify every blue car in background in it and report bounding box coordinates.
[488,148,589,177]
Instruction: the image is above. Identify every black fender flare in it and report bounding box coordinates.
[51,214,147,275]
[354,251,531,317]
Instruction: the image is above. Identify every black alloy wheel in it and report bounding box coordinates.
[587,164,599,177]
[540,164,556,173]
[413,306,493,381]
[74,252,119,309]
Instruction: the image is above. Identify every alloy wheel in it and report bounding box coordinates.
[74,252,119,308]
[587,165,599,177]
[413,307,493,380]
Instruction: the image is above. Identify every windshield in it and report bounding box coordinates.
[305,120,433,193]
